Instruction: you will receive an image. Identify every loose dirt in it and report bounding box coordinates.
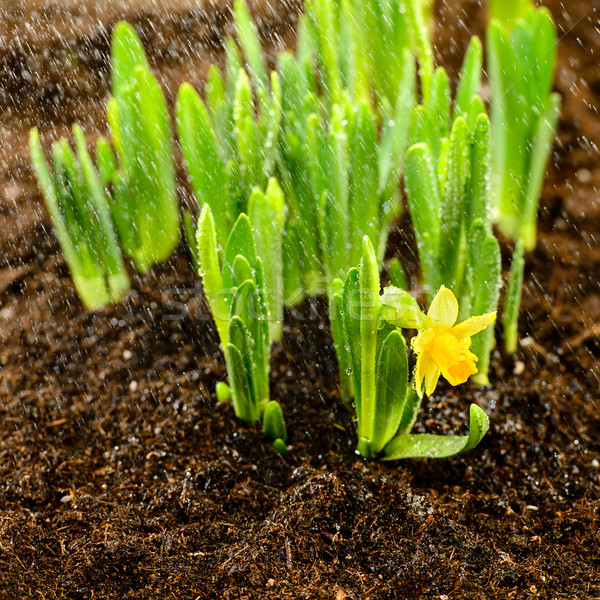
[0,1,599,598]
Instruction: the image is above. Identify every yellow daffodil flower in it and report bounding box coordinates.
[411,286,496,397]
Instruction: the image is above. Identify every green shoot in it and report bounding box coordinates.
[263,400,288,455]
[216,382,233,403]
[196,178,284,424]
[404,53,501,383]
[179,0,417,305]
[107,22,179,273]
[487,7,561,250]
[330,237,491,459]
[502,240,526,354]
[303,0,432,107]
[201,208,270,423]
[29,127,130,309]
[176,67,282,248]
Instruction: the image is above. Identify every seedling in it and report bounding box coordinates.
[502,240,526,354]
[404,52,501,384]
[180,0,416,305]
[106,22,180,273]
[302,0,432,107]
[176,60,282,248]
[330,237,493,460]
[29,126,129,309]
[262,401,288,455]
[487,5,560,250]
[487,4,560,353]
[195,180,284,429]
[278,83,414,300]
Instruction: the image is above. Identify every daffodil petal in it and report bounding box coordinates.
[451,312,496,339]
[427,285,458,327]
[411,327,434,355]
[425,359,441,396]
[414,349,427,398]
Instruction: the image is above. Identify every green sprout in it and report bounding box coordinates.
[176,62,282,249]
[502,240,526,354]
[486,4,560,353]
[29,126,129,309]
[195,179,285,433]
[487,5,560,249]
[106,22,180,273]
[403,49,501,385]
[302,0,432,107]
[330,237,492,460]
[180,0,416,305]
[263,401,288,456]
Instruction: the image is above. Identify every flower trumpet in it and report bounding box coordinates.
[412,286,496,397]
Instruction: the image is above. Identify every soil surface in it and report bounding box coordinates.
[1,0,599,598]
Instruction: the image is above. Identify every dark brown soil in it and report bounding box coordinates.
[1,0,599,598]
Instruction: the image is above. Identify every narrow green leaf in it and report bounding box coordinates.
[230,278,270,411]
[329,278,354,406]
[248,179,285,342]
[358,236,380,444]
[225,343,257,423]
[427,68,451,158]
[29,129,103,307]
[372,330,408,453]
[405,0,434,96]
[234,0,268,91]
[95,136,116,186]
[378,52,416,192]
[404,143,441,296]
[262,71,283,177]
[205,65,234,163]
[229,315,253,376]
[439,116,470,292]
[197,205,229,345]
[348,101,379,268]
[522,93,561,250]
[225,38,244,102]
[296,13,317,68]
[51,141,88,257]
[231,254,254,288]
[503,240,525,354]
[183,210,200,273]
[325,103,350,279]
[73,125,129,300]
[468,221,501,384]
[110,21,149,97]
[222,213,257,292]
[234,70,262,196]
[343,267,362,411]
[466,113,492,234]
[467,95,487,128]
[308,0,342,107]
[454,36,483,120]
[383,404,490,460]
[282,220,304,306]
[128,65,179,272]
[176,83,230,244]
